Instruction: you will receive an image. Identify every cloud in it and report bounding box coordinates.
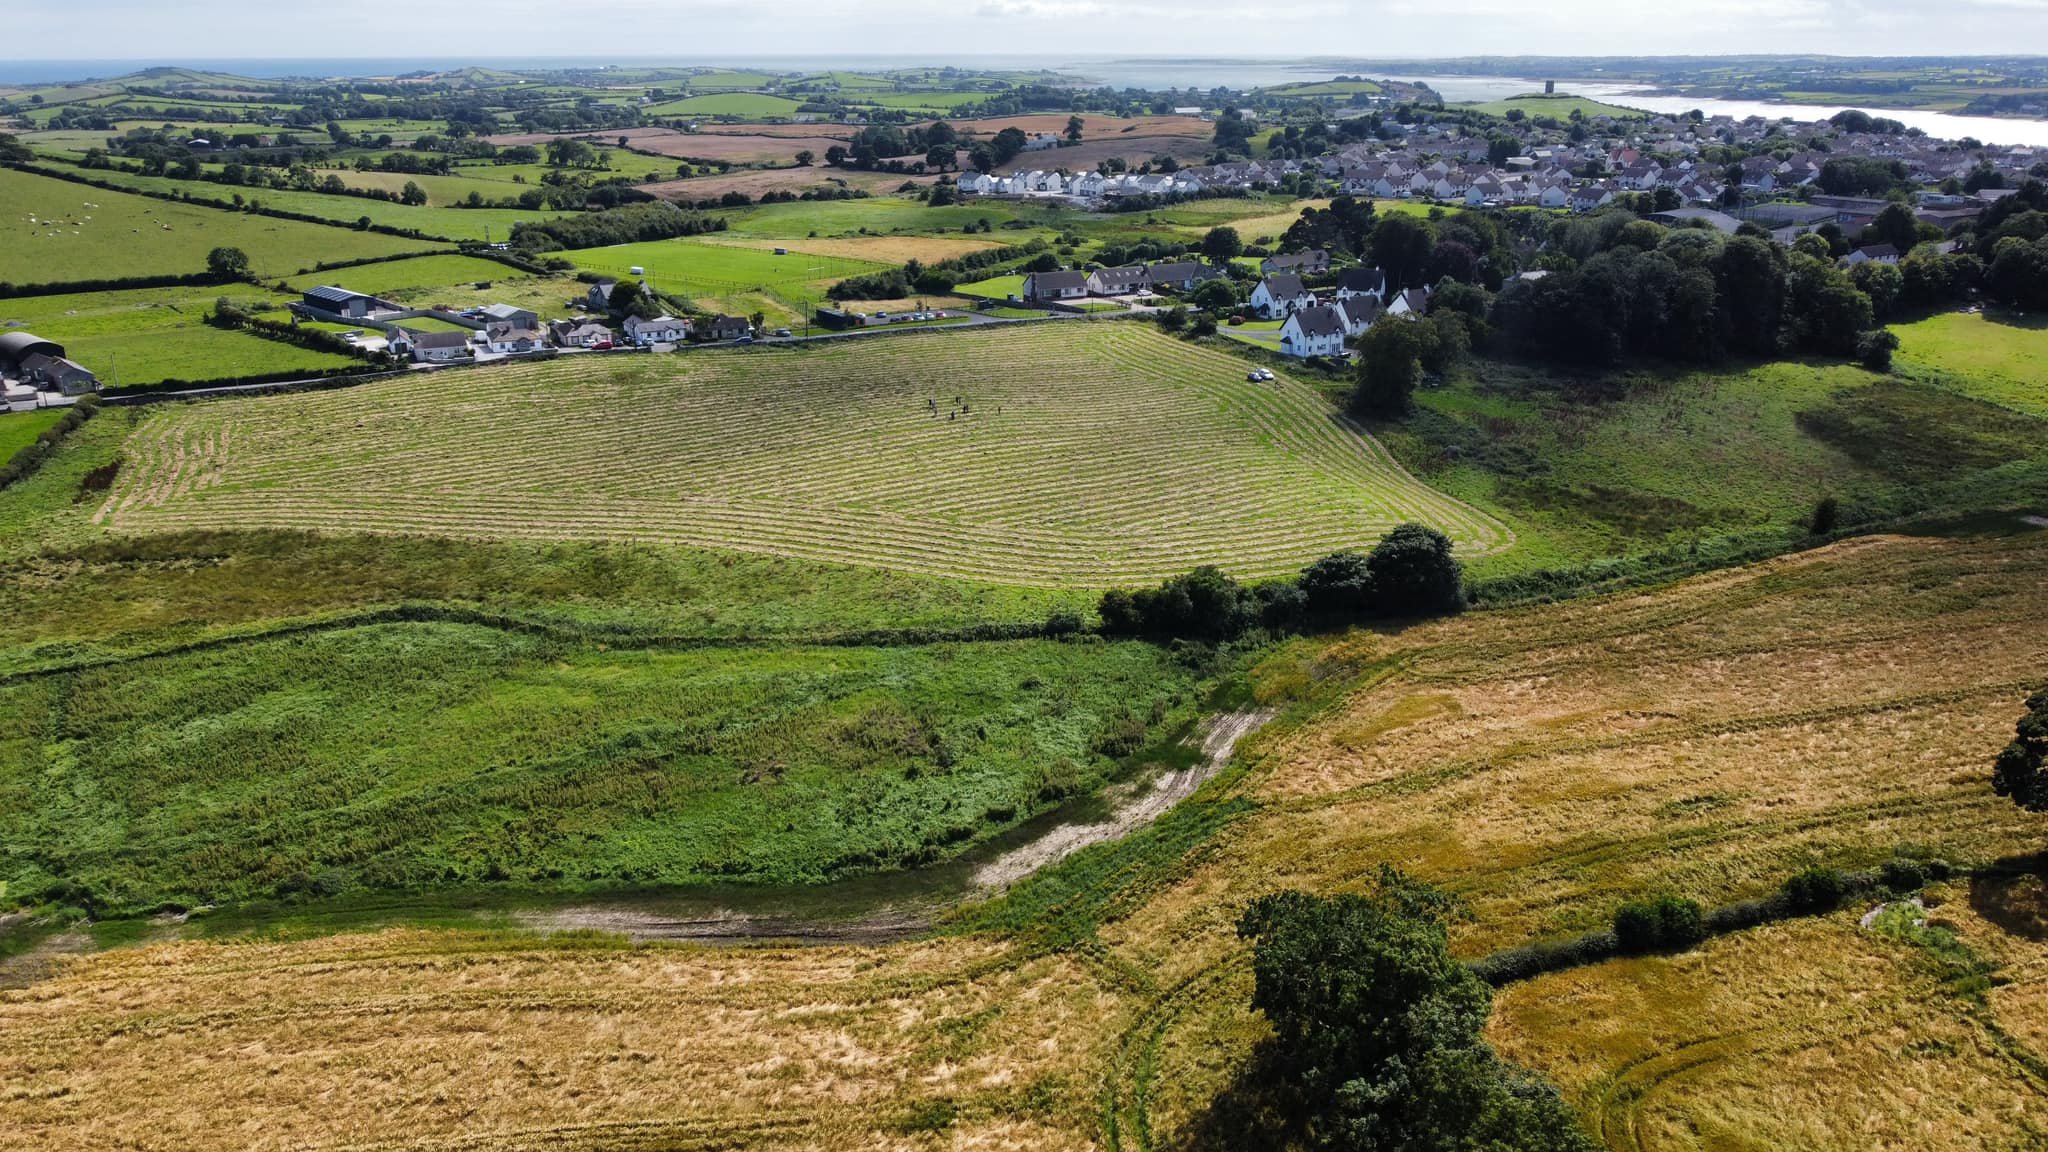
[8,0,2048,62]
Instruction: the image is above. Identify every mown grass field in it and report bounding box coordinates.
[0,286,361,387]
[96,324,1510,585]
[0,168,438,283]
[1892,309,2048,418]
[6,530,2043,1152]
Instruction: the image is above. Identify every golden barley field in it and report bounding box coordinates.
[5,529,2047,1151]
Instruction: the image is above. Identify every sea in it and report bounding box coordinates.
[7,56,2048,148]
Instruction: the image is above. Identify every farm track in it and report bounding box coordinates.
[99,325,1511,585]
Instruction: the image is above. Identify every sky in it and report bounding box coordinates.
[9,0,2048,60]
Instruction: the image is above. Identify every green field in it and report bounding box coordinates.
[1264,80,1384,97]
[0,409,65,460]
[645,93,808,118]
[1891,310,2048,418]
[564,237,885,317]
[0,286,361,387]
[96,324,1509,584]
[1460,92,1651,120]
[1376,353,2048,570]
[954,273,1025,299]
[18,160,566,242]
[282,254,524,298]
[0,168,437,283]
[0,618,1202,912]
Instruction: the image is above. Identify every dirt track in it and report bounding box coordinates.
[515,708,1275,943]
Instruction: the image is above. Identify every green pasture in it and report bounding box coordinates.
[0,168,434,284]
[1459,92,1650,120]
[646,93,808,119]
[0,410,65,461]
[283,254,524,298]
[1891,310,2048,418]
[0,285,359,388]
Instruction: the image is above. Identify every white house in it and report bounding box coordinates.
[1023,270,1089,301]
[1335,294,1380,337]
[1844,244,1902,266]
[483,323,546,355]
[1387,288,1431,317]
[623,314,690,346]
[1249,273,1314,319]
[1334,267,1386,301]
[391,328,471,364]
[957,172,995,195]
[1279,305,1349,358]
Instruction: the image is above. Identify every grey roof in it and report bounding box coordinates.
[480,303,535,320]
[302,285,367,306]
[1261,273,1307,300]
[1090,266,1149,287]
[398,329,471,349]
[1264,249,1327,270]
[0,331,63,366]
[1289,305,1346,340]
[1337,296,1380,327]
[1028,270,1088,292]
[1146,261,1204,282]
[1337,267,1386,295]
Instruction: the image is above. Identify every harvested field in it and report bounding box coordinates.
[696,122,859,140]
[629,132,856,164]
[96,324,1508,585]
[954,114,1211,138]
[995,136,1214,175]
[644,167,933,202]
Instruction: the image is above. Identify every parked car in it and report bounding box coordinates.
[1256,369,1275,381]
[1246,371,1263,382]
[773,328,793,338]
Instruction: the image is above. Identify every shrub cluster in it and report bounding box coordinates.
[1098,523,1465,642]
[508,202,726,252]
[0,395,99,489]
[1612,894,1706,954]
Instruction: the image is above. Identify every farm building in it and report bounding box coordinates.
[301,285,402,320]
[0,332,96,395]
[478,303,541,329]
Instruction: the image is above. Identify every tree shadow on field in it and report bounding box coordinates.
[1969,852,2048,942]
[1171,1044,1299,1152]
[1980,308,2048,332]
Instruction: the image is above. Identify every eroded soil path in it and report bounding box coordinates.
[514,708,1276,943]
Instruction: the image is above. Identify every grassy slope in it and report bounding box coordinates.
[1373,353,2048,573]
[0,410,64,460]
[5,531,2045,1152]
[1892,309,2048,418]
[0,168,438,282]
[96,324,1510,585]
[0,286,359,387]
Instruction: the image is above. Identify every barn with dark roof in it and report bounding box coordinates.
[0,332,64,372]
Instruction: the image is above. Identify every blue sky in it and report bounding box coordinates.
[9,0,2048,60]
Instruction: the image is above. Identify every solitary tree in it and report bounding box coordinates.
[1201,225,1244,263]
[1351,318,1437,417]
[399,180,428,206]
[206,246,250,280]
[924,144,954,173]
[793,149,815,167]
[1065,115,1085,143]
